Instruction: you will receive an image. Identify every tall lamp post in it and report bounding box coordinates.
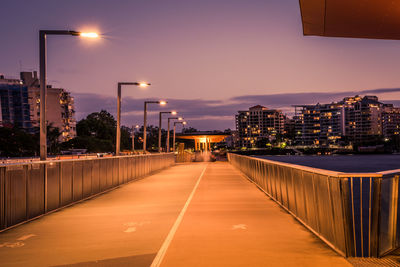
[39,30,98,160]
[173,121,187,152]
[158,111,177,152]
[167,117,183,152]
[143,100,167,152]
[132,124,139,153]
[116,82,150,156]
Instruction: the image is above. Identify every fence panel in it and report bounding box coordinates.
[60,161,73,206]
[5,165,27,227]
[82,161,92,198]
[27,164,45,219]
[92,160,100,195]
[46,162,60,212]
[0,167,5,229]
[73,161,83,201]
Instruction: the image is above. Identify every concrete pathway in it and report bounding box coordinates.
[0,162,351,266]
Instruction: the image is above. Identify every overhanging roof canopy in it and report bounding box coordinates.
[299,0,400,40]
[176,133,229,143]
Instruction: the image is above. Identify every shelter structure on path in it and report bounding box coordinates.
[176,132,229,151]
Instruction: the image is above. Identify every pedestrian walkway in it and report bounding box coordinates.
[0,162,351,266]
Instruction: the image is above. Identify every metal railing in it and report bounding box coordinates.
[0,153,175,232]
[228,153,400,257]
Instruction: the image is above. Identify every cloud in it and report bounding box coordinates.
[73,87,400,131]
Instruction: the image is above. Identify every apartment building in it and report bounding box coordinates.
[294,95,393,146]
[382,104,400,138]
[20,71,76,141]
[0,72,76,141]
[294,103,345,146]
[235,105,285,147]
[0,74,32,130]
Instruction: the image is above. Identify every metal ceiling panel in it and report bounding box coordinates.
[299,0,400,40]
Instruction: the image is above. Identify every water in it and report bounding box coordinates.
[254,154,400,173]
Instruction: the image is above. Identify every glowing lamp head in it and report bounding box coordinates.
[135,125,140,128]
[80,32,99,38]
[138,82,150,88]
[183,121,187,125]
[178,117,183,121]
[171,111,177,115]
[159,101,167,105]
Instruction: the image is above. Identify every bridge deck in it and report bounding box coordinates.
[0,162,350,266]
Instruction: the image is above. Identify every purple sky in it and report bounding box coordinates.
[1,0,400,130]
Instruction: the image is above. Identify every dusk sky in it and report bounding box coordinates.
[1,0,400,130]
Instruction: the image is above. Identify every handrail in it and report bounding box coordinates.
[228,152,400,257]
[0,153,176,232]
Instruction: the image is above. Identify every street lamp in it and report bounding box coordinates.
[158,111,177,152]
[173,121,187,152]
[167,117,183,152]
[116,82,150,156]
[132,124,140,153]
[143,100,167,152]
[39,30,98,160]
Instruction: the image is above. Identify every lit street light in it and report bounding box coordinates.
[132,124,140,153]
[116,82,150,156]
[167,117,183,152]
[144,100,167,152]
[158,111,177,152]
[39,30,98,160]
[173,121,187,152]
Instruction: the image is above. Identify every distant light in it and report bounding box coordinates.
[139,82,150,88]
[178,117,183,120]
[135,125,140,128]
[159,101,167,105]
[183,121,187,125]
[80,32,99,38]
[171,111,177,115]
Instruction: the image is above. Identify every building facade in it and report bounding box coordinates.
[294,95,397,146]
[294,103,345,146]
[382,104,400,138]
[0,72,76,141]
[0,75,32,130]
[235,105,285,148]
[21,71,76,141]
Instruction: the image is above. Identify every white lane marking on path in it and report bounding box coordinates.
[124,221,150,227]
[232,224,247,230]
[124,227,137,233]
[0,242,25,248]
[150,164,208,267]
[17,234,36,241]
[123,221,150,233]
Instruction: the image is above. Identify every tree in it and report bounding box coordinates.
[77,110,116,140]
[47,123,61,154]
[63,110,134,153]
[0,127,38,157]
[182,127,198,133]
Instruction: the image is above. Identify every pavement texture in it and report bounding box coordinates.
[0,162,352,267]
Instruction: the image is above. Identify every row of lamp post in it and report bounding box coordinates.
[38,29,186,160]
[129,112,186,154]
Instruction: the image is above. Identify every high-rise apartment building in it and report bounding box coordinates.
[0,72,76,142]
[20,71,76,141]
[0,74,32,130]
[235,105,285,147]
[294,95,393,146]
[382,104,400,138]
[294,103,345,146]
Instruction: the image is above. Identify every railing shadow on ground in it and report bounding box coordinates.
[0,153,175,232]
[228,153,400,258]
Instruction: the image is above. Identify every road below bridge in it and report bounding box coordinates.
[0,162,350,266]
